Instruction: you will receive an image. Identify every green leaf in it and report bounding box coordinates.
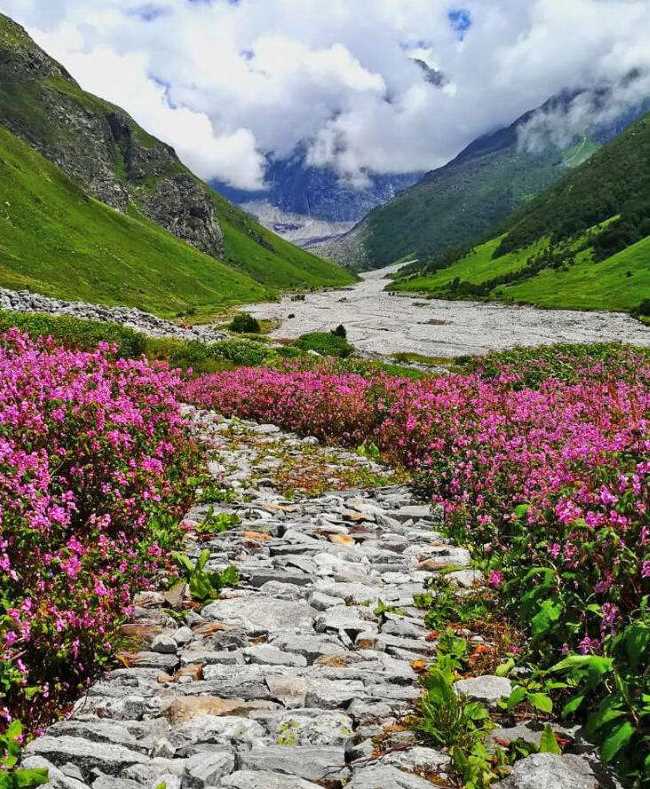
[601,721,635,763]
[495,658,515,677]
[551,654,614,676]
[539,725,562,755]
[562,693,586,717]
[507,685,528,710]
[15,768,50,787]
[529,693,553,714]
[531,599,562,637]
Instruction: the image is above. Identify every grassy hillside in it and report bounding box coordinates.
[329,90,649,271]
[497,112,650,256]
[0,125,268,316]
[0,11,354,312]
[390,226,650,313]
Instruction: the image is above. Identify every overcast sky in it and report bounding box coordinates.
[2,0,649,189]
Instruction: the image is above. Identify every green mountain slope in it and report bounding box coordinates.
[391,109,650,313]
[0,12,353,312]
[324,90,648,271]
[0,125,268,316]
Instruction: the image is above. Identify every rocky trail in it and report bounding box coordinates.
[23,409,613,789]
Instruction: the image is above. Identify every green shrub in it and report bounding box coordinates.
[294,331,354,358]
[0,310,146,357]
[229,312,261,334]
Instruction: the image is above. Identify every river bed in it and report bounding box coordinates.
[248,265,650,358]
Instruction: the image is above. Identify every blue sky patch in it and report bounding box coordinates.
[448,8,472,40]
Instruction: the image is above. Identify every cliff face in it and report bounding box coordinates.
[0,13,223,258]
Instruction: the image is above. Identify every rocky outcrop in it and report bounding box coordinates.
[0,288,226,343]
[0,13,223,258]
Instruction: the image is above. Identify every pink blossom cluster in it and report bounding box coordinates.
[183,353,649,649]
[0,331,199,731]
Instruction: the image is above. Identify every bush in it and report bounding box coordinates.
[0,310,145,358]
[332,324,347,339]
[294,331,354,358]
[0,331,200,733]
[632,298,650,317]
[229,313,261,334]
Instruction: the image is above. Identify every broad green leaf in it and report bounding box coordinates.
[539,725,561,754]
[601,721,635,762]
[531,599,562,637]
[529,693,553,714]
[495,658,515,677]
[507,685,527,710]
[562,693,586,717]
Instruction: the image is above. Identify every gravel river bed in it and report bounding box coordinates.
[248,265,650,357]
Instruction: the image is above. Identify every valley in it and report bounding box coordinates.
[247,265,650,357]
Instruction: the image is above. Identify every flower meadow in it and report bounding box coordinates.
[0,331,200,734]
[184,348,649,777]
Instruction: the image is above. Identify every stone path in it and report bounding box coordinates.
[22,409,615,788]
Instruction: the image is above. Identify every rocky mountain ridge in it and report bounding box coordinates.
[0,12,224,258]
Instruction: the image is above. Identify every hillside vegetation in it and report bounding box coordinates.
[0,126,267,316]
[392,110,650,313]
[0,12,353,315]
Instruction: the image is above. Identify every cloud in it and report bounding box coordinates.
[3,0,650,189]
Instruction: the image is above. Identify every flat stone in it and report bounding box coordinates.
[265,675,307,708]
[222,771,322,789]
[239,745,349,784]
[165,696,272,723]
[129,652,178,670]
[494,753,605,788]
[202,597,314,633]
[264,710,354,746]
[270,634,347,661]
[258,581,305,600]
[382,746,450,772]
[151,634,178,654]
[244,644,307,667]
[185,750,235,788]
[25,737,149,775]
[305,678,366,709]
[347,765,438,788]
[446,569,485,588]
[454,675,512,704]
[176,714,265,744]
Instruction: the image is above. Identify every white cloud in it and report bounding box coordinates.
[3,0,650,188]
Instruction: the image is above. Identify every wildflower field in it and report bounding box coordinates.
[0,331,200,734]
[184,344,650,780]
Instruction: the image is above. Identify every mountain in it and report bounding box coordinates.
[317,89,649,269]
[0,13,353,316]
[212,148,421,247]
[390,109,650,313]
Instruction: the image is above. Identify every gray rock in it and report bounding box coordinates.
[24,736,149,775]
[244,644,307,667]
[382,746,450,772]
[176,714,265,744]
[347,765,439,788]
[494,753,606,788]
[305,678,366,709]
[201,597,314,634]
[172,627,194,645]
[184,750,236,788]
[221,771,322,789]
[454,675,512,704]
[151,634,178,654]
[258,581,305,600]
[265,710,354,746]
[239,745,349,784]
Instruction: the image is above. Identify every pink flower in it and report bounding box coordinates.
[488,570,504,588]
